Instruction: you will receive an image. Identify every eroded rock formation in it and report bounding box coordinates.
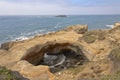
[0,23,120,80]
[21,42,88,66]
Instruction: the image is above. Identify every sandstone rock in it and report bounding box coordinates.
[0,23,119,80]
[12,60,54,80]
[114,22,120,27]
[76,59,114,79]
[0,41,16,50]
[65,24,88,34]
[20,41,89,66]
[109,22,120,33]
[74,25,88,34]
[108,47,120,73]
[21,45,44,65]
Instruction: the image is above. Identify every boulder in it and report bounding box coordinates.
[12,60,54,80]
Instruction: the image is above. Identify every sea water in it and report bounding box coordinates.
[0,15,120,44]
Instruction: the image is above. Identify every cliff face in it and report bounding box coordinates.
[0,23,120,80]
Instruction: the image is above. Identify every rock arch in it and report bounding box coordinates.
[21,42,89,67]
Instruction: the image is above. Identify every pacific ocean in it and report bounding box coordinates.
[0,15,120,44]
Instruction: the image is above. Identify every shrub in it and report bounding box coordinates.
[83,30,106,43]
[97,31,106,40]
[83,35,96,43]
[109,41,119,48]
[108,47,120,61]
[0,66,18,80]
[0,66,28,80]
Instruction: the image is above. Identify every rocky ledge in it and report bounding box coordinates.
[0,23,120,80]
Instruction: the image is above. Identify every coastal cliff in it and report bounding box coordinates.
[0,23,120,80]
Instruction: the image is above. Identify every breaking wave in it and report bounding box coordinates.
[105,24,114,28]
[12,29,47,41]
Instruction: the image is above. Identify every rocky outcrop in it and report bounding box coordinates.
[0,23,120,80]
[0,41,16,50]
[64,24,88,34]
[76,58,114,79]
[12,61,54,80]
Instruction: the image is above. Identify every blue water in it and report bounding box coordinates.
[0,15,120,44]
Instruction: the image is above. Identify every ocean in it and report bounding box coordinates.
[0,15,120,44]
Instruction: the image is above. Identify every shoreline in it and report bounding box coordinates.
[0,24,112,45]
[0,23,120,80]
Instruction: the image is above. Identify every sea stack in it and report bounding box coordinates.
[55,15,67,17]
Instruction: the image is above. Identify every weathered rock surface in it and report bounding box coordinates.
[0,23,120,80]
[76,58,114,79]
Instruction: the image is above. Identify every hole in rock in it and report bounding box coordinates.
[21,43,88,73]
[38,49,88,73]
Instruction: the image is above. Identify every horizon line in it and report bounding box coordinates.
[0,14,120,16]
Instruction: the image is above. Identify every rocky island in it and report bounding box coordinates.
[0,23,120,80]
[55,15,67,17]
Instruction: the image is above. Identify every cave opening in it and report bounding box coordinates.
[21,43,88,73]
[38,48,88,73]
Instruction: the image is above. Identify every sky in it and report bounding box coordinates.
[0,0,120,15]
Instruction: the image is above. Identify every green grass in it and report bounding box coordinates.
[0,66,28,80]
[0,66,18,80]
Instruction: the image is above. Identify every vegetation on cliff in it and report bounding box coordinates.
[83,30,106,43]
[109,47,120,61]
[0,66,28,80]
[100,71,120,80]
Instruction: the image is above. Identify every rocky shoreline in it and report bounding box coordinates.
[0,23,120,80]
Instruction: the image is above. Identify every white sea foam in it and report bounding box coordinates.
[54,22,62,28]
[3,29,55,43]
[54,25,62,28]
[21,30,45,36]
[14,36,29,41]
[13,29,46,41]
[105,24,114,28]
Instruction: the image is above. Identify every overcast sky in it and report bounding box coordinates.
[0,0,120,15]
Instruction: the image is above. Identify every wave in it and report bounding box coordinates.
[20,30,46,36]
[12,29,47,41]
[105,24,114,28]
[1,29,56,44]
[54,25,62,28]
[13,36,29,41]
[54,22,62,28]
